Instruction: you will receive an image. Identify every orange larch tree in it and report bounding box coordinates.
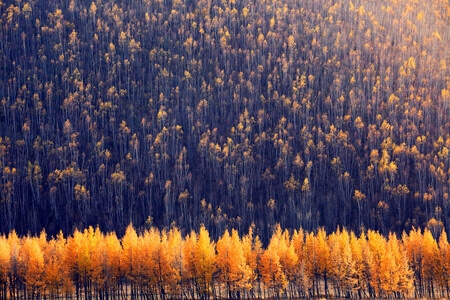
[18,236,46,298]
[216,228,252,298]
[182,229,198,298]
[166,226,184,297]
[328,228,356,298]
[291,228,312,297]
[43,231,72,298]
[366,230,386,297]
[241,224,262,297]
[121,223,144,298]
[140,228,160,296]
[403,227,424,297]
[276,227,298,297]
[387,233,413,297]
[0,235,10,299]
[314,228,331,296]
[158,229,182,297]
[195,225,216,298]
[103,232,124,298]
[421,228,440,298]
[437,229,450,297]
[349,231,370,298]
[183,225,216,298]
[258,237,288,298]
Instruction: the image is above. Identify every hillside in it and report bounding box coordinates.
[0,0,449,239]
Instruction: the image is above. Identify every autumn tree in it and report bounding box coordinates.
[18,235,46,298]
[43,231,72,298]
[121,224,144,298]
[183,225,216,298]
[328,228,357,298]
[216,229,252,298]
[421,228,441,297]
[258,233,288,298]
[0,235,10,299]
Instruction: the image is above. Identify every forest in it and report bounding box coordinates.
[0,0,449,241]
[3,224,450,299]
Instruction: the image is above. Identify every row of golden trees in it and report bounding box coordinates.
[1,224,450,299]
[0,0,449,240]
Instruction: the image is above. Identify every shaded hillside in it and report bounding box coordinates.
[0,0,449,239]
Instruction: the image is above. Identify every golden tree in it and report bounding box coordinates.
[319,227,332,289]
[0,235,10,299]
[18,236,46,298]
[241,224,262,295]
[328,228,356,297]
[367,230,386,297]
[216,229,252,298]
[121,224,145,297]
[140,227,160,295]
[349,231,370,297]
[43,231,72,297]
[403,227,424,296]
[437,230,450,296]
[154,228,181,297]
[421,228,440,297]
[291,228,312,296]
[258,237,288,298]
[387,233,413,297]
[183,225,216,298]
[166,226,184,296]
[103,232,124,297]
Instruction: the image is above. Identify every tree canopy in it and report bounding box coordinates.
[0,0,449,241]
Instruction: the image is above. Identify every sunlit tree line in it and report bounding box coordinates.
[0,0,449,240]
[3,224,450,299]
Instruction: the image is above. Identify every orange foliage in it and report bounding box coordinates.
[1,224,450,298]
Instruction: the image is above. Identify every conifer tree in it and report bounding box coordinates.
[183,226,216,298]
[18,236,46,298]
[43,231,72,298]
[403,227,424,297]
[216,229,252,298]
[328,228,356,297]
[421,228,440,297]
[0,235,10,299]
[258,238,288,298]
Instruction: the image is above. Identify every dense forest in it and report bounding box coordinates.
[3,224,450,299]
[0,0,449,240]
